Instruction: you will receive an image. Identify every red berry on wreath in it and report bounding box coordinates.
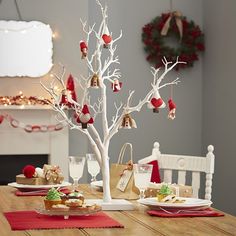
[22,165,36,178]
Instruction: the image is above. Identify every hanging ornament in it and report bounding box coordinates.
[66,74,77,106]
[59,90,69,106]
[80,40,88,59]
[168,98,176,120]
[90,74,100,88]
[120,114,137,129]
[102,25,112,48]
[0,115,4,124]
[76,104,94,129]
[111,79,122,92]
[147,90,166,113]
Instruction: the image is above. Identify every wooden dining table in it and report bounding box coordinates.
[0,184,236,236]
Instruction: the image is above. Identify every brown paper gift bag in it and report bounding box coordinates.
[110,143,139,200]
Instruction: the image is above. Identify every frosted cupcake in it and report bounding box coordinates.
[157,184,173,202]
[44,188,62,210]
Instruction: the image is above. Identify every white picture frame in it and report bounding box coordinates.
[0,20,53,77]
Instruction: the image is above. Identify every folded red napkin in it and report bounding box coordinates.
[4,211,124,230]
[15,188,71,196]
[147,208,224,217]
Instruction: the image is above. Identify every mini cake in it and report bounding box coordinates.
[65,199,83,209]
[157,184,173,202]
[51,204,69,211]
[44,188,62,210]
[61,191,84,204]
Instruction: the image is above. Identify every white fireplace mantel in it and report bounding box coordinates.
[0,106,69,181]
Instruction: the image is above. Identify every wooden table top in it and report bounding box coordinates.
[0,185,235,236]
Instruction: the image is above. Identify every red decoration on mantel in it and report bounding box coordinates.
[0,113,66,133]
[22,165,36,178]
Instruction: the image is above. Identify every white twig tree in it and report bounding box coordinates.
[41,0,185,202]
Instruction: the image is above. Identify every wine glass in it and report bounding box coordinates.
[69,156,85,191]
[133,164,153,199]
[86,153,100,182]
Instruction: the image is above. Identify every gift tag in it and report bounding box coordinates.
[116,170,132,192]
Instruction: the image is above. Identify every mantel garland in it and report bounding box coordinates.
[142,12,205,70]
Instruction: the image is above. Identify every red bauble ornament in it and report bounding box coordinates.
[22,165,36,178]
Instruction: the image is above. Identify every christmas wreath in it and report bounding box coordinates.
[142,12,205,70]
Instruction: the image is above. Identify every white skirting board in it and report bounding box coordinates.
[86,199,134,211]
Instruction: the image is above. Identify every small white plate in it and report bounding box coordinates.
[8,181,71,190]
[137,197,212,210]
[90,180,103,191]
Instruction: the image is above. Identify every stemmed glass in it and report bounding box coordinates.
[86,153,100,182]
[133,164,153,199]
[69,156,85,191]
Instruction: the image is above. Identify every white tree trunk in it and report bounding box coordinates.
[101,150,112,202]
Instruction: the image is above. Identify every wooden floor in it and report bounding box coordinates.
[0,185,235,236]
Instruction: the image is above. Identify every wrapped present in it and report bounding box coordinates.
[16,174,47,185]
[145,182,193,198]
[43,164,64,184]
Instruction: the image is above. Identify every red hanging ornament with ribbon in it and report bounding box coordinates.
[147,91,166,113]
[102,25,112,48]
[76,104,94,129]
[66,74,77,106]
[0,115,4,124]
[80,40,88,59]
[168,98,176,120]
[111,79,122,92]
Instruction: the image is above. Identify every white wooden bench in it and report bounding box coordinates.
[138,142,215,200]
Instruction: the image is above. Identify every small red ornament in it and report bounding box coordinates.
[0,115,4,124]
[111,79,122,92]
[147,91,166,113]
[102,25,112,48]
[80,40,88,59]
[60,74,77,108]
[67,74,75,91]
[76,104,94,129]
[22,165,36,178]
[168,98,176,120]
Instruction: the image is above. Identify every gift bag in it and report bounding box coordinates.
[110,143,139,200]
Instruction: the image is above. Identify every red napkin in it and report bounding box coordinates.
[147,208,224,217]
[4,211,124,230]
[15,188,71,196]
[148,160,161,183]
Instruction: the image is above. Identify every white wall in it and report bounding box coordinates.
[203,0,236,215]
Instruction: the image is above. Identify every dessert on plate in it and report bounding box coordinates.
[157,184,186,203]
[44,187,62,210]
[43,188,101,213]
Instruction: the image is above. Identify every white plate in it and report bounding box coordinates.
[8,181,71,190]
[90,180,103,190]
[137,197,212,210]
